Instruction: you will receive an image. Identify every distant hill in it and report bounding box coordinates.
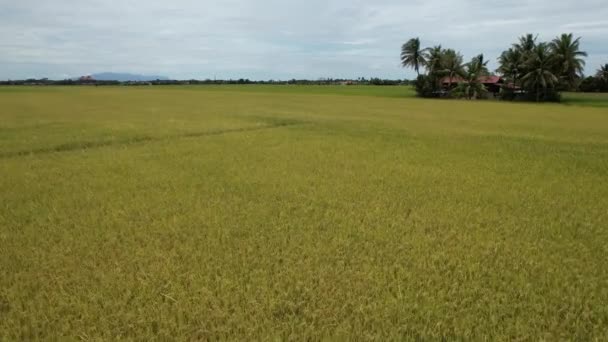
[90,73,170,82]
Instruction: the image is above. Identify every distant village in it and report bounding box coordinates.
[0,76,411,87]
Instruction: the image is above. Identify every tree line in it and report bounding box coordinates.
[402,34,606,101]
[579,64,608,92]
[0,78,411,87]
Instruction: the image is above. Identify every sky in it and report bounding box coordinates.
[1,0,607,80]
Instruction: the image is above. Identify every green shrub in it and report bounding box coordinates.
[414,75,441,98]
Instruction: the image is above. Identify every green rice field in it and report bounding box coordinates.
[1,85,608,339]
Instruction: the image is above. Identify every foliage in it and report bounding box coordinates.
[549,33,587,90]
[514,33,537,55]
[424,45,444,75]
[401,38,427,76]
[414,74,441,98]
[521,43,560,102]
[472,54,490,76]
[452,56,489,99]
[497,48,523,84]
[400,40,467,99]
[496,33,588,101]
[579,76,604,92]
[597,64,608,81]
[403,32,590,102]
[439,49,465,88]
[576,64,608,93]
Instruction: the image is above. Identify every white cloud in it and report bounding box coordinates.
[0,0,606,79]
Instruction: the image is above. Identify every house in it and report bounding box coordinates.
[478,76,504,94]
[78,75,95,82]
[440,75,505,96]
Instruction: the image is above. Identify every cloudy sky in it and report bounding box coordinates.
[1,0,607,80]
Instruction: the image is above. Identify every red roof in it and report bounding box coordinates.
[478,75,503,84]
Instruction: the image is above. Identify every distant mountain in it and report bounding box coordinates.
[90,72,169,82]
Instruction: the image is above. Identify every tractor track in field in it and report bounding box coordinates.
[0,120,303,159]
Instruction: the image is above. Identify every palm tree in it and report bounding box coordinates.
[514,34,537,55]
[521,43,559,102]
[498,48,523,85]
[549,33,587,89]
[454,56,488,99]
[424,45,444,75]
[473,54,490,76]
[401,38,427,76]
[506,34,537,89]
[441,49,465,89]
[596,64,608,81]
